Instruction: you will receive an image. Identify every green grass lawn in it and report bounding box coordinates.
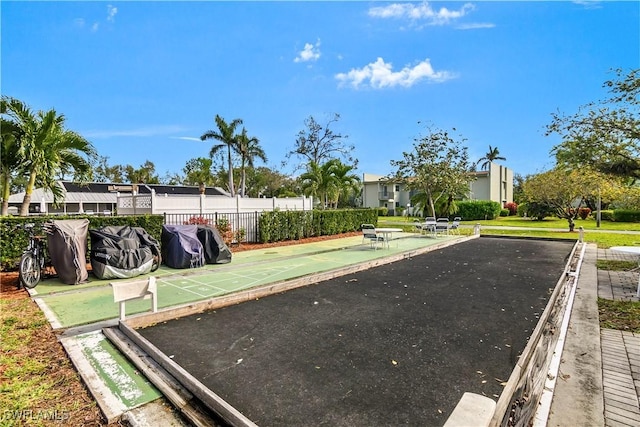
[378,215,640,248]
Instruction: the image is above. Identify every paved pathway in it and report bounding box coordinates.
[597,248,640,427]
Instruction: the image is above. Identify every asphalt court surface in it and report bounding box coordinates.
[34,234,456,328]
[138,237,575,426]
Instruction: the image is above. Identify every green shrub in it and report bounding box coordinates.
[613,209,640,222]
[499,209,509,217]
[456,200,502,221]
[600,210,614,221]
[517,202,528,217]
[258,209,377,243]
[524,202,555,220]
[377,207,388,217]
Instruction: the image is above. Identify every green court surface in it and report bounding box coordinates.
[60,330,162,419]
[34,233,463,329]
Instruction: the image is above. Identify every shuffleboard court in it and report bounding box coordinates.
[35,233,459,328]
[137,237,574,426]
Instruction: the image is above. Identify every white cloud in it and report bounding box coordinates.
[107,4,118,23]
[84,125,186,139]
[74,18,85,28]
[368,2,475,26]
[294,40,321,63]
[91,22,100,32]
[573,1,602,9]
[335,57,456,89]
[169,136,202,142]
[456,22,495,30]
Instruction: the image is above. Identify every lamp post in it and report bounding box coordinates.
[406,203,411,218]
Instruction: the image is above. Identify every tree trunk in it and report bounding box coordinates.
[1,172,11,216]
[20,170,37,216]
[227,146,235,197]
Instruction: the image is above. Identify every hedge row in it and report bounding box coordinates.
[611,209,640,222]
[258,209,378,243]
[455,200,502,221]
[0,215,164,270]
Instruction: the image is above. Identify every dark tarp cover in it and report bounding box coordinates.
[161,225,205,269]
[46,219,89,285]
[90,226,161,280]
[196,225,232,264]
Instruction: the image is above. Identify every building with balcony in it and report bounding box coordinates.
[362,163,513,216]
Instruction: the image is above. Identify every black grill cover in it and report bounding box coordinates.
[46,219,89,285]
[196,225,232,264]
[161,225,204,269]
[89,226,160,280]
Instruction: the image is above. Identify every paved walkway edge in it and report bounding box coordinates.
[546,243,605,426]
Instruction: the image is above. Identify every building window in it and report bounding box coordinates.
[395,185,400,192]
[395,202,400,208]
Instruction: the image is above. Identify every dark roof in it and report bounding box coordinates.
[60,181,229,196]
[144,184,228,196]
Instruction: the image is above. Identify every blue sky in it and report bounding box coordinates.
[2,1,638,181]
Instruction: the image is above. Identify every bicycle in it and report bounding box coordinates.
[18,223,54,289]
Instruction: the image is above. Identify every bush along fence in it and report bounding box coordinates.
[0,209,378,270]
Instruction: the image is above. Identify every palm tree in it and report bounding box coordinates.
[477,145,506,170]
[1,97,24,215]
[237,128,267,197]
[300,160,341,209]
[330,160,360,208]
[3,98,96,216]
[201,115,243,197]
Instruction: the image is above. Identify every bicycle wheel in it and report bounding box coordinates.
[151,253,161,272]
[19,252,41,289]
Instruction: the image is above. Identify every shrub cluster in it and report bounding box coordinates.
[613,209,640,222]
[258,208,377,243]
[504,202,518,216]
[455,200,502,221]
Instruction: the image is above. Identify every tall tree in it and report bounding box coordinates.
[477,145,506,170]
[237,128,267,197]
[286,113,356,172]
[246,166,297,198]
[522,167,624,230]
[390,125,474,218]
[300,160,341,209]
[201,115,243,197]
[182,157,217,188]
[0,98,24,215]
[3,98,96,215]
[330,160,361,208]
[92,156,125,183]
[547,68,640,178]
[125,161,159,184]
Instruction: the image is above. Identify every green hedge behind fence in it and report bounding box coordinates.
[258,208,378,243]
[0,215,164,270]
[455,200,502,221]
[612,209,640,222]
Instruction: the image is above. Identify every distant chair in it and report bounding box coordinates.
[421,217,437,237]
[435,218,450,236]
[361,223,385,250]
[450,217,461,234]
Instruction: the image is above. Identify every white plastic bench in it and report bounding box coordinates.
[110,276,158,320]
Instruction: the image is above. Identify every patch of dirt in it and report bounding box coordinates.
[0,231,361,425]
